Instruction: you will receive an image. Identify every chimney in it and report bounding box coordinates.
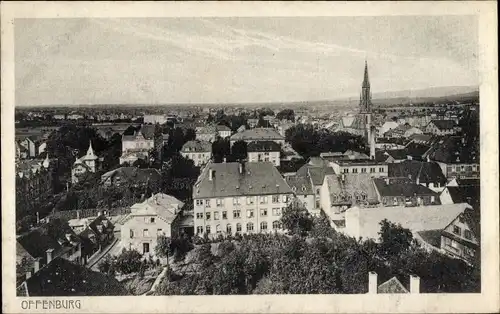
[34,258,41,273]
[239,161,245,174]
[36,212,40,224]
[76,210,80,220]
[368,271,378,294]
[46,248,54,264]
[385,178,390,185]
[26,271,32,280]
[370,127,376,160]
[209,169,214,181]
[341,174,346,182]
[410,275,420,294]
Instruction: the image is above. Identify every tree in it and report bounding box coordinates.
[279,200,313,236]
[185,128,196,142]
[155,235,172,265]
[378,219,414,258]
[230,140,247,161]
[276,109,295,121]
[195,243,215,268]
[212,137,230,163]
[98,255,116,276]
[115,249,142,274]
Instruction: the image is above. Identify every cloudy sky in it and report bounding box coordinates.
[15,16,478,106]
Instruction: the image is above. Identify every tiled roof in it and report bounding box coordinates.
[404,142,432,159]
[88,215,115,236]
[23,258,127,296]
[308,167,336,186]
[388,160,446,185]
[429,119,457,130]
[247,141,281,152]
[285,175,313,195]
[325,174,379,205]
[122,125,156,141]
[181,140,212,153]
[101,167,161,185]
[446,186,480,208]
[415,229,443,248]
[215,124,231,131]
[230,128,284,141]
[378,277,409,294]
[429,136,479,164]
[373,178,439,197]
[193,161,292,198]
[128,193,184,223]
[17,219,81,263]
[344,203,471,240]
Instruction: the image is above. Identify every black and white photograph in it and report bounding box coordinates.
[2,2,498,313]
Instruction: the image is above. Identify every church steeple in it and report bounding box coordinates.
[362,60,370,88]
[359,60,372,114]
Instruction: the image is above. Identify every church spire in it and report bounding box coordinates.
[362,59,370,88]
[86,140,96,158]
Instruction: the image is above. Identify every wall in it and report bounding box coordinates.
[247,151,280,167]
[120,214,173,255]
[181,151,212,167]
[193,194,292,238]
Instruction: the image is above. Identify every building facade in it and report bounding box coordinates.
[180,140,212,167]
[247,141,281,167]
[192,161,293,238]
[120,127,155,165]
[441,209,479,265]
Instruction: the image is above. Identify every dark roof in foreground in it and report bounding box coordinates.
[446,186,480,208]
[429,119,457,130]
[373,178,439,197]
[388,160,446,185]
[194,161,292,198]
[21,258,127,296]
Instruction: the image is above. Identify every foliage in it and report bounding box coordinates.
[115,249,142,275]
[378,219,414,257]
[230,140,247,161]
[155,235,172,258]
[276,109,295,121]
[16,215,37,234]
[212,137,231,163]
[98,255,116,276]
[285,124,367,158]
[279,200,314,236]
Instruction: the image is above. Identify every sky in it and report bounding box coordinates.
[15,16,479,106]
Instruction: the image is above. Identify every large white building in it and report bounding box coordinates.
[192,161,293,238]
[247,141,281,167]
[71,141,99,184]
[120,126,155,165]
[180,140,212,167]
[230,128,285,146]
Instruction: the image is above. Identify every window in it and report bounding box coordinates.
[150,217,155,223]
[260,222,268,231]
[431,196,435,203]
[260,208,268,217]
[214,212,220,220]
[247,222,254,232]
[458,215,465,223]
[157,229,163,236]
[282,195,288,203]
[205,199,211,208]
[247,209,254,218]
[361,168,367,173]
[130,229,134,239]
[206,225,211,234]
[461,165,465,172]
[451,240,459,248]
[216,224,221,233]
[222,211,227,219]
[206,212,211,220]
[464,229,473,240]
[247,197,254,205]
[233,197,240,205]
[316,188,320,195]
[196,213,203,219]
[379,167,384,172]
[272,208,281,216]
[196,199,203,206]
[260,196,268,204]
[272,221,280,230]
[233,210,241,219]
[272,195,280,203]
[352,168,358,173]
[236,223,242,232]
[343,168,349,173]
[143,229,149,237]
[453,225,461,235]
[464,247,475,256]
[144,217,149,223]
[226,224,232,234]
[444,237,451,246]
[216,198,223,207]
[315,200,320,208]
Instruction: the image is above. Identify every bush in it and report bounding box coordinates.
[115,249,142,274]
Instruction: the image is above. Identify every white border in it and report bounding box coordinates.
[2,2,498,313]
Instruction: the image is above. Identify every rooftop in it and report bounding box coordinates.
[373,178,439,197]
[101,167,161,185]
[388,160,446,185]
[181,140,212,153]
[429,119,457,130]
[230,128,284,141]
[247,141,281,152]
[194,161,292,198]
[285,175,313,195]
[429,136,479,164]
[325,174,379,205]
[129,193,184,222]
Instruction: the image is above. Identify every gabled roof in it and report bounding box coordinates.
[445,186,480,208]
[230,128,284,141]
[193,161,292,198]
[181,140,212,153]
[101,167,161,185]
[247,141,281,152]
[22,258,127,296]
[128,193,184,223]
[285,175,313,195]
[88,215,115,236]
[429,119,457,130]
[345,203,471,240]
[325,174,379,205]
[378,277,409,294]
[215,124,231,132]
[122,125,155,141]
[388,160,446,185]
[429,136,479,164]
[373,178,439,198]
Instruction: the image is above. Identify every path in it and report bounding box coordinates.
[141,266,169,296]
[88,237,120,270]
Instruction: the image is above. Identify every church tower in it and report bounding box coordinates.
[359,60,373,141]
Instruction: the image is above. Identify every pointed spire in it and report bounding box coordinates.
[86,140,96,159]
[362,60,370,88]
[43,153,50,168]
